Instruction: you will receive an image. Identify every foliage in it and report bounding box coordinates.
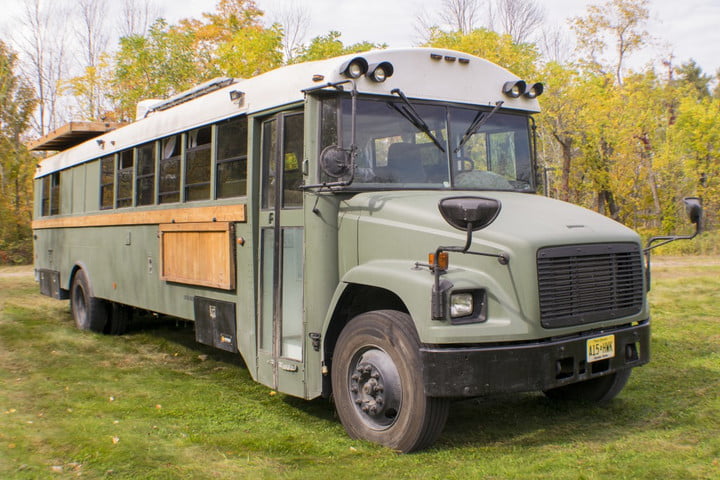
[216,25,284,78]
[0,42,36,265]
[425,27,539,79]
[293,31,387,64]
[113,19,199,121]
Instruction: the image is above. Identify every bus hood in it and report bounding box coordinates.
[340,190,641,268]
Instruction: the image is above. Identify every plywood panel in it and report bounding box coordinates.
[32,203,246,229]
[159,222,235,290]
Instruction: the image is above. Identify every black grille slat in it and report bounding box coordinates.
[537,243,644,329]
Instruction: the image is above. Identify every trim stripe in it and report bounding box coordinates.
[32,204,247,229]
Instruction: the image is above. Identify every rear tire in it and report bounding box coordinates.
[105,302,131,335]
[70,269,108,333]
[543,369,632,404]
[331,310,449,452]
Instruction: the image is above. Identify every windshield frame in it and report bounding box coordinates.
[316,92,538,194]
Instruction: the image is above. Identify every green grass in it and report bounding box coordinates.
[1,259,719,479]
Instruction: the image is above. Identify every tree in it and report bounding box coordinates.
[293,31,386,64]
[119,0,162,38]
[425,28,539,79]
[675,60,712,99]
[490,0,545,44]
[113,19,198,120]
[570,0,650,86]
[272,0,310,63]
[70,0,112,120]
[17,0,70,135]
[0,41,36,264]
[216,25,284,78]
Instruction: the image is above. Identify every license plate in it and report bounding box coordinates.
[587,334,615,363]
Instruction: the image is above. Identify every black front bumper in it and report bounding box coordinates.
[420,321,650,397]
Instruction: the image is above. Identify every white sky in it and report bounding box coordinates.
[2,0,719,75]
[171,0,720,75]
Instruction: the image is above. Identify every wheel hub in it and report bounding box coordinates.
[348,348,401,429]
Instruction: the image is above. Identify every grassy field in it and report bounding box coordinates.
[1,258,719,479]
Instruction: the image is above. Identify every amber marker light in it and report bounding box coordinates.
[429,252,449,271]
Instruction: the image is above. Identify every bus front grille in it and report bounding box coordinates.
[537,243,644,329]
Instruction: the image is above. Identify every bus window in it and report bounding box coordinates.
[282,113,303,207]
[136,142,156,206]
[216,116,247,199]
[41,175,50,216]
[159,135,181,204]
[185,126,212,201]
[116,150,134,208]
[100,155,114,209]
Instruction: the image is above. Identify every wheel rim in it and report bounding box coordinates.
[347,347,402,430]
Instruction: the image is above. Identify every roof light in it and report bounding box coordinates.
[430,53,443,60]
[502,80,526,98]
[339,57,368,79]
[367,62,394,82]
[458,57,470,64]
[525,82,544,98]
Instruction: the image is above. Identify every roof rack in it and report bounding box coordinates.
[28,121,126,152]
[145,77,237,116]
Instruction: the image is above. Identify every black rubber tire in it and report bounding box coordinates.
[331,310,449,453]
[543,368,632,404]
[70,269,108,333]
[105,302,131,335]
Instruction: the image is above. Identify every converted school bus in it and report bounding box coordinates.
[32,48,702,452]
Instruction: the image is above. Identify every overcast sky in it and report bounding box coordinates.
[3,0,719,75]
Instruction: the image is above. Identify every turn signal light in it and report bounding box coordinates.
[429,252,449,271]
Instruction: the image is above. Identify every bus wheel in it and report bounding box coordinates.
[331,310,449,453]
[70,269,108,333]
[543,368,632,404]
[105,303,131,335]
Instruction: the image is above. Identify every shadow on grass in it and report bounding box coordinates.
[114,312,713,452]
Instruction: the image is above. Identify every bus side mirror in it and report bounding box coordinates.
[319,145,352,178]
[684,196,702,233]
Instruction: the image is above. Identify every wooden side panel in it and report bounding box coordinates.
[159,222,235,290]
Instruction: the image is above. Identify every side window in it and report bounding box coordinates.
[136,142,156,206]
[159,135,181,204]
[41,176,50,216]
[282,113,304,207]
[185,126,212,201]
[50,173,60,215]
[216,116,248,199]
[116,150,134,208]
[41,173,61,216]
[100,155,114,210]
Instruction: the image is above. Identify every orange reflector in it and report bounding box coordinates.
[429,252,449,270]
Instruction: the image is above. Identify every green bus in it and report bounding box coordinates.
[32,48,701,452]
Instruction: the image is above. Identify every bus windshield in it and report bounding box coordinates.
[320,95,535,192]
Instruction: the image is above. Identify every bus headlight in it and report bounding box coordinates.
[450,292,474,318]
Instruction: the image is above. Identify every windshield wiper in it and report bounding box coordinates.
[453,101,504,154]
[389,88,446,153]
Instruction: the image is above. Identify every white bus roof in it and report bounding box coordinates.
[35,48,541,178]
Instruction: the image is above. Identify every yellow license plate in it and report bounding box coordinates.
[587,335,615,363]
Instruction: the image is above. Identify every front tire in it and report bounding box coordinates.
[331,310,449,452]
[543,368,632,404]
[70,269,108,333]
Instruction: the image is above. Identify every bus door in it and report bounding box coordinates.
[257,111,306,397]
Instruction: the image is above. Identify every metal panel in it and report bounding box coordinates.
[194,296,237,353]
